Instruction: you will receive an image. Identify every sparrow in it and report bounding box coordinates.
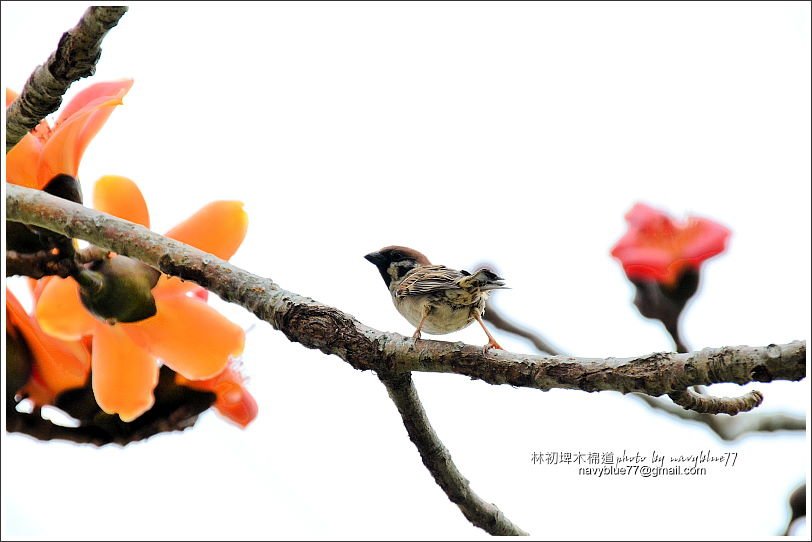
[364,245,507,351]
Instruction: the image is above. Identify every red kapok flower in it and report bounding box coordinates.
[6,80,133,188]
[177,362,258,428]
[611,203,731,287]
[6,290,91,406]
[34,176,248,422]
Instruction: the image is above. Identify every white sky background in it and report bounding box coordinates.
[1,1,810,539]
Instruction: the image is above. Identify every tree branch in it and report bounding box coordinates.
[484,303,807,428]
[6,406,206,446]
[378,371,527,535]
[668,387,763,416]
[482,306,560,355]
[6,6,128,152]
[6,249,76,278]
[6,184,807,401]
[634,394,805,440]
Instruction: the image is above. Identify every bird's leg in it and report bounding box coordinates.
[412,306,432,340]
[474,313,503,352]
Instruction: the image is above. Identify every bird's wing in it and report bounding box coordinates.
[395,265,467,298]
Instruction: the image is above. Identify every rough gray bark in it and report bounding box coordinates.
[484,303,806,432]
[668,387,764,415]
[5,6,128,152]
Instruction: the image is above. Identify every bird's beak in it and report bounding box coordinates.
[364,251,385,266]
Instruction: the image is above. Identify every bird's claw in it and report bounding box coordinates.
[482,339,503,353]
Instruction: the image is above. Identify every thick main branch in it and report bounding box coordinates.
[6,6,128,152]
[6,184,807,397]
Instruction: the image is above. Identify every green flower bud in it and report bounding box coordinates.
[78,256,161,324]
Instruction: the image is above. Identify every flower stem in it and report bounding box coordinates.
[663,317,689,354]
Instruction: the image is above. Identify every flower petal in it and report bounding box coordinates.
[55,80,134,125]
[7,290,90,403]
[6,132,45,188]
[92,323,158,422]
[6,88,18,107]
[177,364,258,427]
[93,175,150,227]
[214,381,259,428]
[6,88,55,187]
[624,203,665,228]
[679,218,731,262]
[611,203,730,286]
[35,277,96,340]
[38,80,132,183]
[153,276,205,297]
[164,201,248,260]
[128,294,244,380]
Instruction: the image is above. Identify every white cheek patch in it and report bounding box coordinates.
[387,266,399,281]
[388,262,414,282]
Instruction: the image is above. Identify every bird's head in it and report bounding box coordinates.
[364,245,430,288]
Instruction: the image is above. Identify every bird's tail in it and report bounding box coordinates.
[458,268,508,291]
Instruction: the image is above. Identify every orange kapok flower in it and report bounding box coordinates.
[6,290,90,406]
[35,176,248,422]
[177,362,258,428]
[610,203,731,287]
[6,80,133,188]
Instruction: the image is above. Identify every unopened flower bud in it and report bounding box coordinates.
[78,256,161,324]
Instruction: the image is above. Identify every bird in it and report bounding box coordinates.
[364,245,507,351]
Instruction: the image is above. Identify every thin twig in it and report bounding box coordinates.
[482,305,560,355]
[6,6,128,152]
[635,394,805,440]
[668,388,763,416]
[379,371,527,535]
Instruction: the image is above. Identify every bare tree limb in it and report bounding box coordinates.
[378,371,527,535]
[6,249,76,278]
[484,303,807,431]
[668,388,763,415]
[5,184,807,400]
[6,6,128,152]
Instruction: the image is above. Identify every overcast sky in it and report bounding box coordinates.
[2,1,810,539]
